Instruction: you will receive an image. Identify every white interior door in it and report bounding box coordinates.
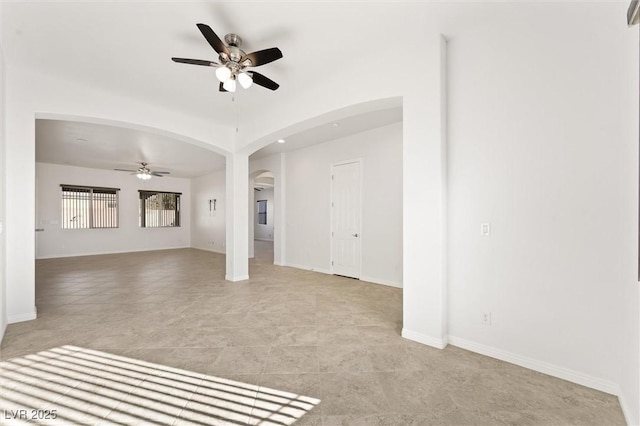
[331,161,361,279]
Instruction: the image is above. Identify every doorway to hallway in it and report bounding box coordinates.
[250,170,276,265]
[253,239,274,266]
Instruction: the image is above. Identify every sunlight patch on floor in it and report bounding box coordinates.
[0,345,320,425]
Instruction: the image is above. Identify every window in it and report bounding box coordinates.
[139,191,181,228]
[61,185,119,229]
[257,200,267,225]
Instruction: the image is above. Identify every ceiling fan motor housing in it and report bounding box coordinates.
[172,24,282,91]
[224,33,242,47]
[223,35,247,66]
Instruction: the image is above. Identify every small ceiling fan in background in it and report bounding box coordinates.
[171,23,282,93]
[114,162,170,180]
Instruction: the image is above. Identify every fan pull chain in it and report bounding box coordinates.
[233,95,240,133]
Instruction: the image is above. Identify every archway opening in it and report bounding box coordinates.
[249,170,276,266]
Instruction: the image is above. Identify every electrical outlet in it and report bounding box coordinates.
[482,312,492,325]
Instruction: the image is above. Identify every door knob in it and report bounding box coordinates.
[352,233,359,237]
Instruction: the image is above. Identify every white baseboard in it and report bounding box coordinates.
[0,318,7,345]
[283,265,402,288]
[36,246,191,259]
[283,263,332,275]
[192,246,226,255]
[225,274,250,282]
[618,386,639,426]
[360,275,402,288]
[448,336,619,395]
[9,308,37,324]
[402,328,448,349]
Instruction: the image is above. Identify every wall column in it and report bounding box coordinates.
[401,35,448,348]
[225,152,250,281]
[248,176,255,259]
[273,153,286,266]
[5,101,36,323]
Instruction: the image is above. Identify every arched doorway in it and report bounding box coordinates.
[249,170,276,265]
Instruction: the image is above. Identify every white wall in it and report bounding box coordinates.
[285,122,402,287]
[36,163,190,258]
[254,188,274,241]
[619,25,640,426]
[191,170,226,254]
[446,2,638,409]
[0,1,7,340]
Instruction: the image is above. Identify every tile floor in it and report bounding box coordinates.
[0,242,627,425]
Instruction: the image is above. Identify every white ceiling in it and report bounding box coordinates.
[2,2,413,173]
[2,2,423,124]
[250,106,402,159]
[35,119,226,178]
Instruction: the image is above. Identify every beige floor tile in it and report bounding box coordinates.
[209,346,271,375]
[264,346,319,374]
[274,327,318,346]
[318,372,390,416]
[376,370,457,414]
[0,243,626,425]
[316,326,368,346]
[317,345,375,373]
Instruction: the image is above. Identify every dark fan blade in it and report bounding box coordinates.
[114,169,137,172]
[153,171,170,175]
[172,57,218,67]
[219,82,228,92]
[197,23,229,56]
[150,172,166,177]
[250,71,280,91]
[241,47,282,67]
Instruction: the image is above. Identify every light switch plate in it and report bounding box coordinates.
[480,223,491,236]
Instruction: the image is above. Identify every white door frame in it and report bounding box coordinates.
[330,158,363,278]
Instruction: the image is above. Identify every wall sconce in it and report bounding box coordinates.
[208,199,217,212]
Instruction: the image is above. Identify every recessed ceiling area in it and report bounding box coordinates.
[35,119,226,179]
[254,171,274,190]
[250,106,402,160]
[35,104,403,179]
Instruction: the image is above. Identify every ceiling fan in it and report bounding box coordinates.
[171,23,282,93]
[114,162,170,180]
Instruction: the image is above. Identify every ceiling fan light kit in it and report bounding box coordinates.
[215,66,231,82]
[114,162,170,180]
[172,23,282,93]
[237,72,253,89]
[223,77,237,93]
